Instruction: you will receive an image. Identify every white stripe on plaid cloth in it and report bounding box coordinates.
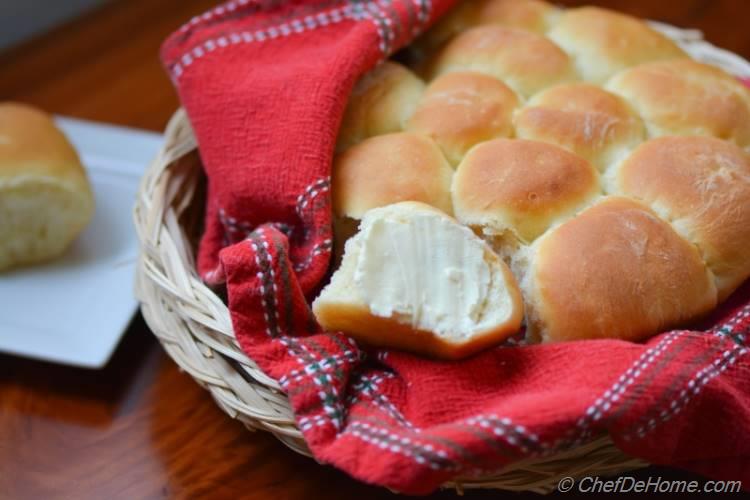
[279,347,359,389]
[171,1,400,80]
[569,331,685,446]
[341,413,543,470]
[624,343,748,441]
[296,178,330,216]
[177,0,257,35]
[346,421,456,470]
[249,233,279,338]
[294,239,333,272]
[553,304,750,451]
[349,371,417,430]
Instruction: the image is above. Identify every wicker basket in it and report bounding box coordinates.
[134,23,750,494]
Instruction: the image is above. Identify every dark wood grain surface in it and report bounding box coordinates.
[2,1,749,498]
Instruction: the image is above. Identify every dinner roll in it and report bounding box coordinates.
[0,103,94,271]
[406,71,519,166]
[336,61,425,152]
[413,0,558,57]
[614,136,750,301]
[332,132,453,255]
[333,132,453,219]
[452,139,600,245]
[548,7,686,84]
[313,202,524,360]
[474,0,560,34]
[514,83,645,172]
[523,197,717,343]
[607,59,750,147]
[428,25,577,98]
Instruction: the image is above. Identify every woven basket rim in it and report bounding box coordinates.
[133,22,750,494]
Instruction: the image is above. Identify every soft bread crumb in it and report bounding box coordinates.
[313,201,524,359]
[0,178,92,271]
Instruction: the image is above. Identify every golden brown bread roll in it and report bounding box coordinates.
[514,83,645,172]
[0,102,94,271]
[428,25,577,98]
[313,202,524,360]
[332,132,453,219]
[406,71,520,166]
[521,197,718,343]
[473,0,560,34]
[332,132,454,258]
[336,61,425,152]
[606,59,750,147]
[613,136,750,301]
[413,0,558,58]
[452,139,600,245]
[548,6,687,84]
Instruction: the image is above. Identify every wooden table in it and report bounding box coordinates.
[2,1,749,498]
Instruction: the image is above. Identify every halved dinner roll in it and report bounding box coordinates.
[452,139,600,245]
[613,136,750,301]
[313,202,524,360]
[406,71,519,166]
[427,25,577,98]
[514,83,645,172]
[548,6,686,84]
[336,61,425,152]
[521,197,717,343]
[0,102,94,271]
[606,59,750,147]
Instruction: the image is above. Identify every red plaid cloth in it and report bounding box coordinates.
[161,1,750,493]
